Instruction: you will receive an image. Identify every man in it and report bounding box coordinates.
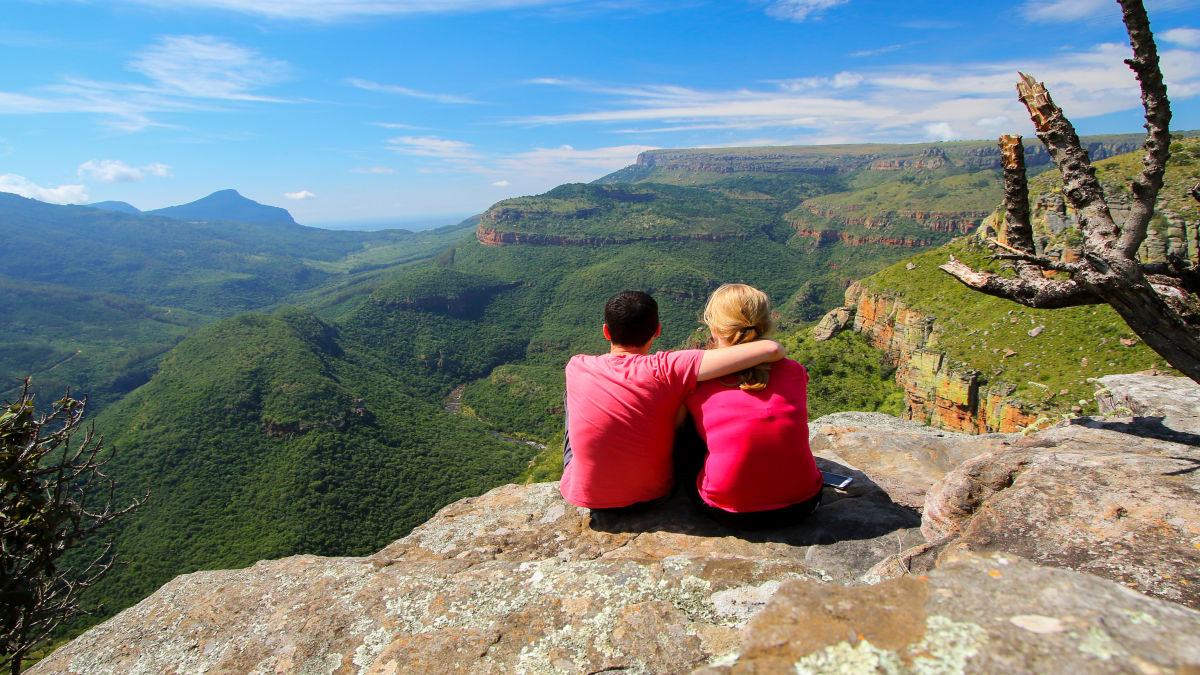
[560,290,786,510]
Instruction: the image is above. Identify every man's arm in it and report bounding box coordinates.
[696,340,786,381]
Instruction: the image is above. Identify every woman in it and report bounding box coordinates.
[683,283,822,529]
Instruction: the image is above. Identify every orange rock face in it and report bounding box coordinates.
[791,228,934,247]
[844,287,1038,434]
[797,204,986,236]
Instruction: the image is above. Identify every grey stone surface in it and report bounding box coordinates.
[33,481,920,675]
[810,412,1014,509]
[1095,372,1200,435]
[699,551,1200,674]
[902,418,1200,610]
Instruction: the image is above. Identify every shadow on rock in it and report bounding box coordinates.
[588,457,920,547]
[1067,415,1200,446]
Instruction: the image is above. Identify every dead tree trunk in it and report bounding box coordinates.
[939,0,1200,383]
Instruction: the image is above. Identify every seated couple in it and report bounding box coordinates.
[560,285,822,530]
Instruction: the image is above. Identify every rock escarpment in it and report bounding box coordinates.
[632,136,1144,175]
[788,227,936,248]
[816,282,1039,433]
[33,382,1200,673]
[794,206,986,239]
[475,226,747,248]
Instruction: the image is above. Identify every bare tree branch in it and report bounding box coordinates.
[1116,0,1173,258]
[995,135,1050,283]
[1016,73,1121,254]
[991,253,1081,273]
[939,257,1102,308]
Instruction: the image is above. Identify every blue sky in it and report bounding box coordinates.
[2,0,1198,227]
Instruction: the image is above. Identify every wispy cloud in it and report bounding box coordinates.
[350,166,397,174]
[91,0,579,21]
[1162,27,1200,47]
[386,135,481,159]
[1019,0,1195,23]
[284,189,316,199]
[504,39,1200,143]
[78,159,171,183]
[369,122,426,129]
[491,179,510,187]
[494,144,656,178]
[0,174,88,203]
[1020,0,1111,21]
[130,35,291,101]
[347,78,480,104]
[0,35,291,131]
[763,0,850,22]
[851,43,917,58]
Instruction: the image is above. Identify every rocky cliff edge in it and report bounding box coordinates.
[31,374,1200,674]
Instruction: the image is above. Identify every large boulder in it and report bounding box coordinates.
[32,480,920,674]
[893,417,1200,610]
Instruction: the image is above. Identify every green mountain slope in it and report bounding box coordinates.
[1,195,476,411]
[84,305,536,612]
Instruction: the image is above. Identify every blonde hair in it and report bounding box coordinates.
[703,283,776,391]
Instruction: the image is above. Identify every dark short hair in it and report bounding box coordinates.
[604,290,659,347]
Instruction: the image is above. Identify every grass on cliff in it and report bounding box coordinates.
[795,168,1004,221]
[1027,134,1200,218]
[860,237,1174,416]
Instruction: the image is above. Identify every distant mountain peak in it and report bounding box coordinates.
[87,200,142,214]
[147,189,297,226]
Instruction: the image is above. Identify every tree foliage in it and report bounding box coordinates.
[940,0,1200,382]
[1,382,141,675]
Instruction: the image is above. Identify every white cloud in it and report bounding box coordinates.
[851,43,915,58]
[348,78,478,104]
[1020,0,1110,22]
[975,115,1011,128]
[923,122,956,141]
[1162,27,1200,47]
[369,122,425,129]
[102,0,577,21]
[144,162,172,177]
[0,35,291,131]
[763,0,850,22]
[495,144,656,178]
[507,38,1200,143]
[778,71,863,91]
[0,174,88,203]
[284,189,316,199]
[491,179,510,187]
[77,159,172,183]
[351,166,397,174]
[387,135,480,159]
[1019,0,1192,23]
[130,35,291,101]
